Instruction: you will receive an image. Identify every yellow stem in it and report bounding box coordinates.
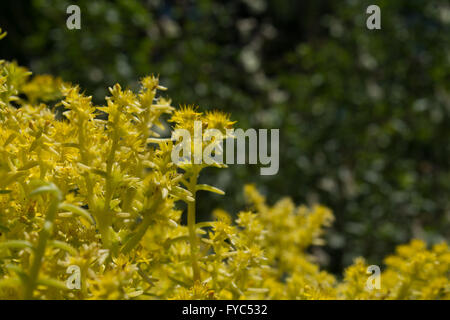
[187,167,201,283]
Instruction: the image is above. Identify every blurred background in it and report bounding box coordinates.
[0,0,449,275]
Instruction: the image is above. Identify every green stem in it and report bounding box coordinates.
[25,191,62,299]
[187,167,201,283]
[77,117,97,237]
[100,110,121,250]
[120,201,159,254]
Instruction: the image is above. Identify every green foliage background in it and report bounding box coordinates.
[1,0,449,273]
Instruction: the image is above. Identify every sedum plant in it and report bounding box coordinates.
[0,28,449,300]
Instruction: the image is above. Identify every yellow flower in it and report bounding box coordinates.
[204,110,236,134]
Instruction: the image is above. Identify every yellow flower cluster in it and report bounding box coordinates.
[337,240,450,299]
[0,29,448,299]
